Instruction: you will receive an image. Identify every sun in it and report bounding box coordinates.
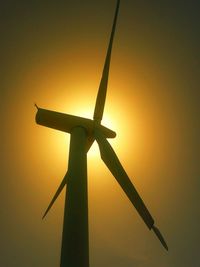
[41,78,136,168]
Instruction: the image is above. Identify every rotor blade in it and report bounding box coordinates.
[93,0,120,122]
[152,225,168,251]
[95,130,168,250]
[42,173,68,219]
[95,129,154,228]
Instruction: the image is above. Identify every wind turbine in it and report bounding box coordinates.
[35,0,168,266]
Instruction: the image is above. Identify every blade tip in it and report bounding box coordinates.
[152,225,168,251]
[42,212,47,220]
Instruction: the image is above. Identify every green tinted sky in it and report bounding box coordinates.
[1,0,200,266]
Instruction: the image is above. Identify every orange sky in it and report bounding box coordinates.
[1,1,200,266]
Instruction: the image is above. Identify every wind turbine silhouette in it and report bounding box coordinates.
[35,0,168,266]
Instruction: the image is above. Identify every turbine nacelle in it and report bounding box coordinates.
[36,107,116,139]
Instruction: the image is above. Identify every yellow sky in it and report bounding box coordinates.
[1,1,200,266]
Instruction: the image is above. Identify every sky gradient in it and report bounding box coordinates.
[1,0,200,266]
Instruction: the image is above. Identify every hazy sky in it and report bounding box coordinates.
[1,0,200,266]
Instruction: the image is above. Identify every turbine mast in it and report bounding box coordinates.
[93,0,120,123]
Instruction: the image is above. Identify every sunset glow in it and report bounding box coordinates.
[2,0,199,266]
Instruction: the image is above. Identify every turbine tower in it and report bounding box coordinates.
[35,1,168,266]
